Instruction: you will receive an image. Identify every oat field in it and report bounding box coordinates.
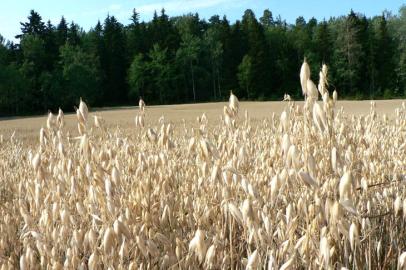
[0,64,406,269]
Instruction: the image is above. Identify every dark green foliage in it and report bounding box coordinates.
[333,11,365,96]
[394,6,406,96]
[128,54,146,100]
[241,10,273,98]
[147,44,171,103]
[238,55,253,98]
[56,17,68,47]
[17,10,46,39]
[0,7,405,116]
[101,16,127,105]
[260,9,274,27]
[0,62,28,115]
[374,15,396,96]
[67,22,81,46]
[176,33,200,101]
[59,44,101,107]
[203,26,223,100]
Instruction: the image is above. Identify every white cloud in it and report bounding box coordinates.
[135,0,242,14]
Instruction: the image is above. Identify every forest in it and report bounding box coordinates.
[0,6,406,116]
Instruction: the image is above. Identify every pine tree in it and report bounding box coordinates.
[223,20,245,96]
[396,6,406,95]
[314,20,332,64]
[102,15,127,104]
[127,9,145,58]
[43,20,58,70]
[17,10,46,39]
[56,16,68,47]
[241,9,272,98]
[67,22,81,46]
[375,14,396,96]
[333,11,365,97]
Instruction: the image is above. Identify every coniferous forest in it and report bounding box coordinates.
[0,7,406,116]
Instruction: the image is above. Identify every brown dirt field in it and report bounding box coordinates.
[0,99,404,144]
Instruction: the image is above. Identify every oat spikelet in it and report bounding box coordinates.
[349,222,359,252]
[246,249,259,270]
[399,252,406,269]
[300,58,310,96]
[320,236,330,268]
[339,171,353,201]
[189,230,206,264]
[79,97,89,123]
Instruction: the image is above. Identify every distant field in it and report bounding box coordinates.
[0,99,403,143]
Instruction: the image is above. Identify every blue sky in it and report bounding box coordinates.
[0,0,404,42]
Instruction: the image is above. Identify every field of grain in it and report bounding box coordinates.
[0,99,402,143]
[1,63,406,269]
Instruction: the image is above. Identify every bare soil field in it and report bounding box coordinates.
[0,99,403,143]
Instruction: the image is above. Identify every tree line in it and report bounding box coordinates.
[0,7,406,116]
